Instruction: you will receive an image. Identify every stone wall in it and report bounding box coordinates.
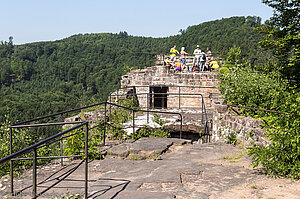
[59,62,270,147]
[210,101,269,147]
[120,65,220,110]
[119,65,269,146]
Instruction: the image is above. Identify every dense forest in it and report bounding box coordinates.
[0,0,299,180]
[0,16,265,123]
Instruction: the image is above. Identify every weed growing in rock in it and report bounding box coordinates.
[222,152,247,160]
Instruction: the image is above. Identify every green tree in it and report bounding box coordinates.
[257,0,300,85]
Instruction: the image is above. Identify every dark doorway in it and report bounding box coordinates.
[150,86,168,109]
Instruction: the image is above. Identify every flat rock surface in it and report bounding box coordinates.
[106,137,191,159]
[1,139,299,199]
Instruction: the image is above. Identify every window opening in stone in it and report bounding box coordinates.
[150,86,168,109]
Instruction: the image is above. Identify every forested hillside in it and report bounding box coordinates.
[0,16,264,123]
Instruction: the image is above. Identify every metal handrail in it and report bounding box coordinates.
[133,51,221,68]
[2,121,89,199]
[109,85,211,124]
[3,101,184,198]
[0,121,87,164]
[102,102,183,141]
[132,51,224,69]
[110,92,207,123]
[109,85,213,140]
[226,104,287,120]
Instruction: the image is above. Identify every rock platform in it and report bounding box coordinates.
[1,138,299,199]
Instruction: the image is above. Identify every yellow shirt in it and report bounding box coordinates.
[210,61,219,69]
[170,48,179,57]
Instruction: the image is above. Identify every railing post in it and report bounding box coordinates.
[60,127,64,167]
[210,120,213,142]
[202,96,204,124]
[84,123,89,199]
[204,123,207,143]
[60,136,64,167]
[104,103,106,146]
[180,115,182,139]
[32,148,37,198]
[132,110,135,139]
[10,128,14,196]
[109,95,112,119]
[147,92,149,123]
[179,87,181,109]
[117,89,119,105]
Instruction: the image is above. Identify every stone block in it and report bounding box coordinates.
[215,104,227,113]
[236,123,242,131]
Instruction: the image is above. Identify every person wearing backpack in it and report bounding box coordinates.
[199,50,206,71]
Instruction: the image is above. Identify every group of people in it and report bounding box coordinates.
[165,45,219,72]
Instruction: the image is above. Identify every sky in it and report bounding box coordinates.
[0,0,274,45]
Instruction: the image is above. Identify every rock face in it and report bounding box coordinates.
[210,101,269,146]
[106,137,191,160]
[3,140,290,199]
[213,113,269,146]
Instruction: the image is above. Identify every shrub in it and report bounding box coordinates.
[220,46,300,179]
[0,117,59,177]
[219,67,230,75]
[130,126,170,140]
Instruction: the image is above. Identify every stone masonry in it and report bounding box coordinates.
[118,64,268,146]
[63,63,268,146]
[209,98,269,146]
[120,65,220,110]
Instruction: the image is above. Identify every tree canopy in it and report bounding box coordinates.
[219,1,300,179]
[258,0,300,85]
[0,16,266,123]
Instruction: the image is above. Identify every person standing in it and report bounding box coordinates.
[169,45,179,64]
[193,45,201,71]
[199,50,206,71]
[206,47,212,58]
[206,47,212,71]
[180,47,188,71]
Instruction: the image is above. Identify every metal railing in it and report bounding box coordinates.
[1,121,89,199]
[227,104,287,120]
[109,86,211,121]
[109,85,213,140]
[100,102,183,145]
[225,104,290,142]
[133,52,223,68]
[0,102,184,198]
